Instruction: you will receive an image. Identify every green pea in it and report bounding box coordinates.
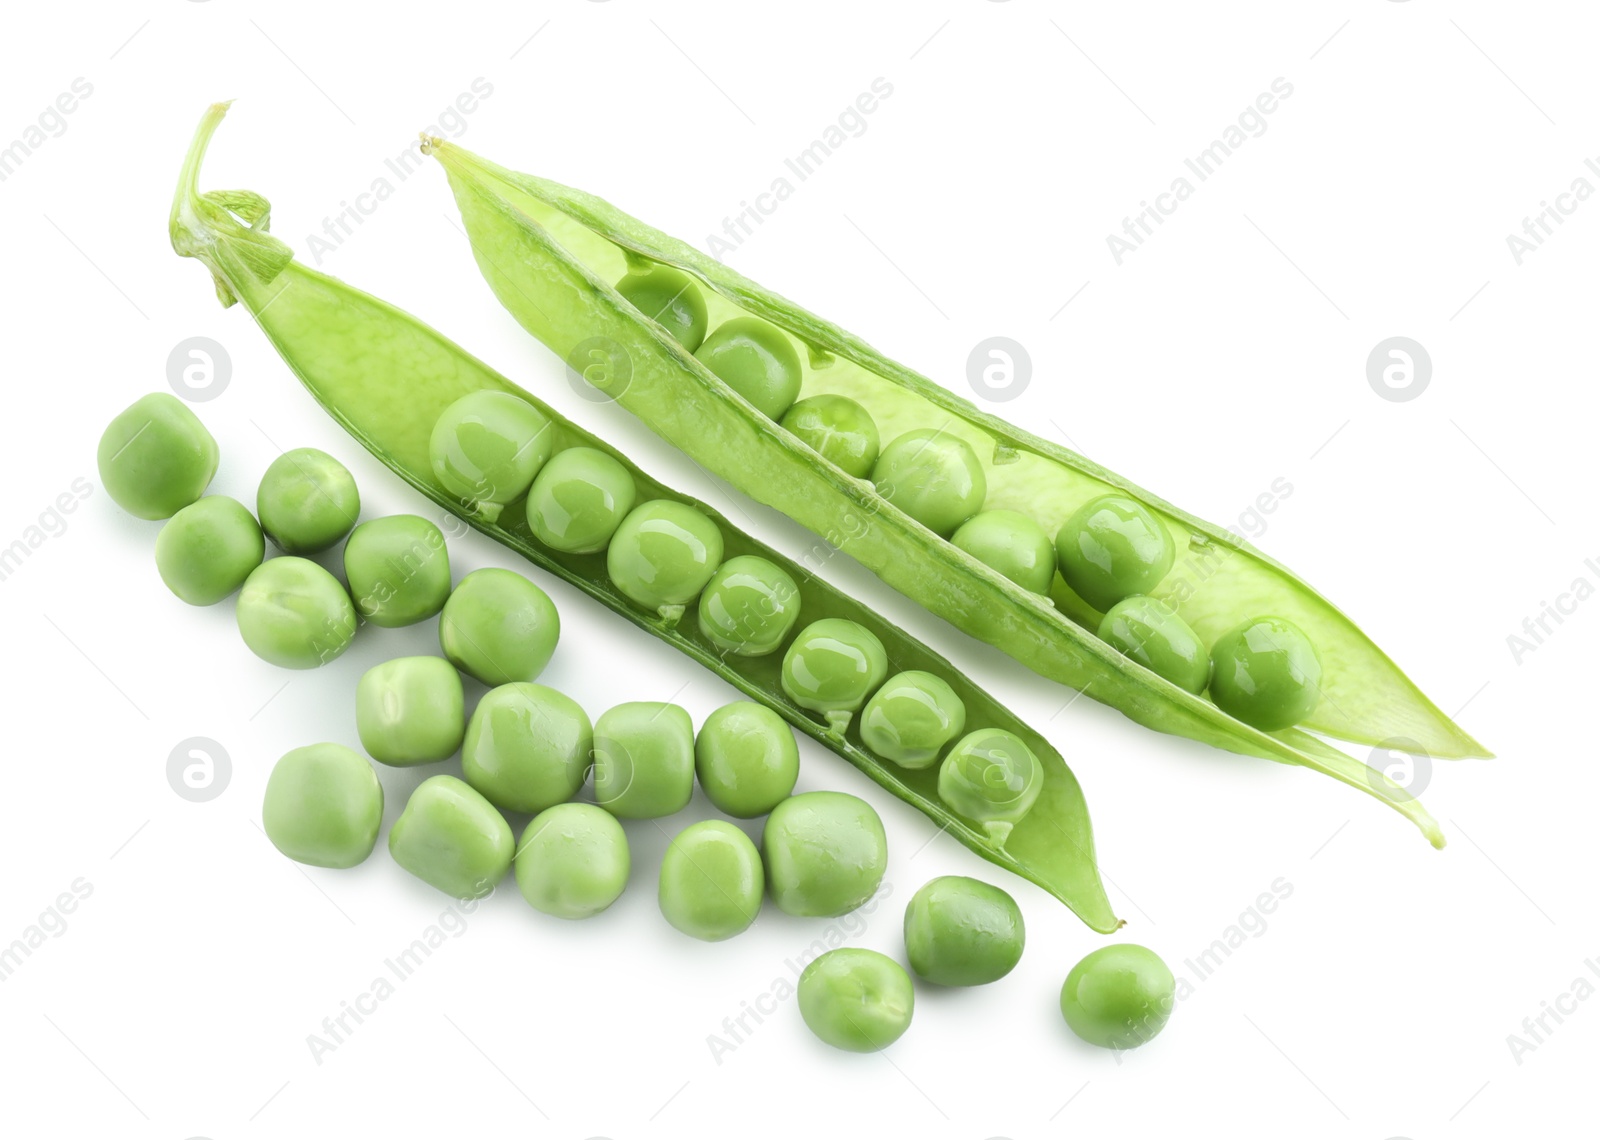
[154,495,264,605]
[438,567,560,685]
[951,509,1055,594]
[779,394,880,478]
[1059,943,1176,1049]
[1054,494,1174,612]
[616,265,709,352]
[236,557,356,669]
[97,392,218,520]
[693,317,803,420]
[780,619,888,736]
[658,820,764,941]
[859,670,967,769]
[429,390,554,521]
[762,791,887,917]
[937,728,1043,849]
[1098,596,1210,695]
[798,948,914,1052]
[694,702,800,818]
[462,682,593,813]
[256,447,359,553]
[524,446,637,554]
[872,429,987,537]
[343,514,451,628]
[606,499,724,623]
[902,875,1024,987]
[261,743,383,869]
[592,702,696,819]
[1208,616,1322,730]
[514,802,630,919]
[388,774,514,899]
[356,656,465,767]
[696,555,802,657]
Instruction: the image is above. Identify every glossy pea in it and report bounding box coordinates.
[872,429,987,537]
[937,728,1044,849]
[902,875,1024,987]
[780,618,888,736]
[1208,616,1322,731]
[462,682,593,814]
[779,394,880,478]
[1054,494,1175,612]
[97,392,218,520]
[438,567,560,686]
[658,820,764,941]
[694,702,800,818]
[592,702,696,819]
[236,556,356,669]
[515,803,630,919]
[1059,943,1176,1049]
[606,499,724,622]
[256,447,359,553]
[696,554,802,657]
[429,390,554,521]
[356,656,465,766]
[693,317,804,421]
[762,791,887,917]
[952,509,1056,594]
[798,949,914,1052]
[859,670,967,769]
[154,495,264,605]
[388,774,514,899]
[262,743,383,869]
[1098,596,1210,695]
[616,265,708,352]
[343,514,451,627]
[524,446,637,554]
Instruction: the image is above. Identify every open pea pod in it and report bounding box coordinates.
[423,140,1486,849]
[170,103,1121,930]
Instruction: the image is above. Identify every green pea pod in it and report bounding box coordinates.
[425,139,1484,848]
[169,103,1121,930]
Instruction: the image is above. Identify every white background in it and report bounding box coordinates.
[0,2,1592,1138]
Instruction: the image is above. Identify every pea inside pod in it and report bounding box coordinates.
[1054,494,1175,613]
[1098,595,1210,695]
[937,728,1044,848]
[859,670,966,769]
[780,394,880,478]
[429,390,554,521]
[872,429,987,537]
[616,265,708,352]
[607,499,725,625]
[694,317,803,421]
[780,619,888,737]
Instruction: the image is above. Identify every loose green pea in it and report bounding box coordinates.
[1060,944,1176,1049]
[872,429,987,537]
[356,656,465,767]
[256,447,359,553]
[343,514,451,628]
[779,394,880,478]
[1054,494,1174,612]
[696,555,802,657]
[780,618,889,736]
[859,670,967,769]
[1098,596,1210,695]
[154,495,264,605]
[236,557,356,669]
[429,390,554,522]
[616,265,709,352]
[902,875,1024,987]
[763,791,887,917]
[515,803,630,919]
[694,702,800,818]
[1208,616,1322,730]
[952,509,1056,594]
[262,743,383,869]
[438,567,560,685]
[462,682,593,814]
[937,728,1043,849]
[388,774,514,899]
[97,392,218,520]
[798,949,914,1052]
[658,820,764,941]
[693,317,804,420]
[592,702,696,819]
[606,499,724,623]
[524,446,637,554]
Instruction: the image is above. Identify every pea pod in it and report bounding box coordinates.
[425,139,1488,847]
[170,104,1120,930]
